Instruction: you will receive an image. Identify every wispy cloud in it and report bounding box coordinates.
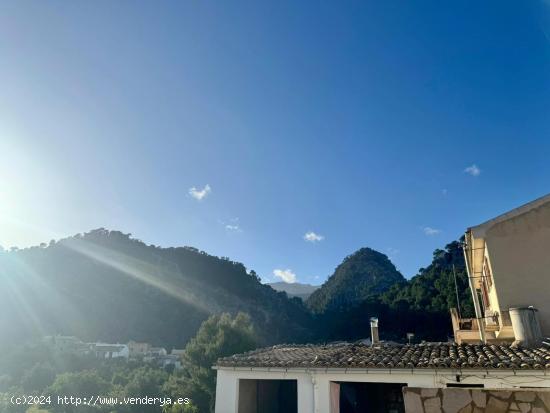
[423,227,441,236]
[222,217,242,233]
[464,164,481,177]
[303,231,324,242]
[441,188,448,196]
[189,184,211,200]
[273,268,296,283]
[225,224,242,232]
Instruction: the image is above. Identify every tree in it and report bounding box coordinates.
[0,387,27,413]
[180,312,257,413]
[381,240,474,317]
[21,362,56,392]
[121,366,169,413]
[46,370,110,413]
[163,402,199,413]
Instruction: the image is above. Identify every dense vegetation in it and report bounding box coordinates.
[381,240,474,317]
[177,313,257,412]
[311,240,474,343]
[0,341,185,413]
[0,313,256,413]
[307,247,405,314]
[0,229,312,350]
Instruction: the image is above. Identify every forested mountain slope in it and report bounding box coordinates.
[0,229,473,349]
[306,247,405,313]
[0,229,313,349]
[311,241,473,343]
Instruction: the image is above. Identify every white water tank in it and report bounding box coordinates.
[509,307,543,348]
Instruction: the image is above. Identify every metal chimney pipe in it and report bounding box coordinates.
[370,317,379,346]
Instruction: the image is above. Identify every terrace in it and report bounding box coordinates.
[450,307,515,344]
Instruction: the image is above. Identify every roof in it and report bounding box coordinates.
[92,343,126,351]
[216,343,550,370]
[469,193,550,239]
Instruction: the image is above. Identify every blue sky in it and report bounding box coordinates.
[1,1,549,283]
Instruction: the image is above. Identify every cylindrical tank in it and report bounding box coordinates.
[509,307,543,347]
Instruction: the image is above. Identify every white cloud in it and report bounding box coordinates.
[189,184,211,200]
[303,231,324,242]
[225,224,242,232]
[441,188,448,196]
[221,217,242,232]
[423,227,442,236]
[464,164,481,177]
[273,268,297,283]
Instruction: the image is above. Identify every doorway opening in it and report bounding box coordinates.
[238,379,297,413]
[331,381,406,413]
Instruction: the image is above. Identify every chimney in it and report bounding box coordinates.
[370,317,380,346]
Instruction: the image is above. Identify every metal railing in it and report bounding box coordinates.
[450,308,479,331]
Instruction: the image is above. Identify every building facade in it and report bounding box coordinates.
[454,194,550,345]
[128,340,151,357]
[214,343,550,413]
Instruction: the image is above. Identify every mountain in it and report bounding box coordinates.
[311,241,474,343]
[0,230,473,350]
[0,229,313,349]
[381,240,474,317]
[267,282,319,300]
[306,247,405,314]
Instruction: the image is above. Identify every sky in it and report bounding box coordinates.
[1,1,550,284]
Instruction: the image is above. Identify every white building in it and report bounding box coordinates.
[43,335,89,354]
[148,347,168,357]
[143,346,168,363]
[128,340,151,357]
[453,193,550,345]
[171,349,185,357]
[214,342,550,413]
[89,343,129,359]
[158,354,183,370]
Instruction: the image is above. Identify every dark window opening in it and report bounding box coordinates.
[332,382,406,413]
[238,379,297,413]
[446,383,484,388]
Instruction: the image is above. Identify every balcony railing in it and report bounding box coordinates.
[450,307,484,343]
[450,308,514,344]
[450,308,478,331]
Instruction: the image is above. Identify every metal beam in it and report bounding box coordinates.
[463,234,486,343]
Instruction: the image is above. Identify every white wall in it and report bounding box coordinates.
[214,368,550,413]
[484,202,550,335]
[215,369,313,413]
[113,345,129,358]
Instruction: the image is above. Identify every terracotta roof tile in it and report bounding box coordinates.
[216,343,550,370]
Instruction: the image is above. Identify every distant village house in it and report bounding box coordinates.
[42,337,183,369]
